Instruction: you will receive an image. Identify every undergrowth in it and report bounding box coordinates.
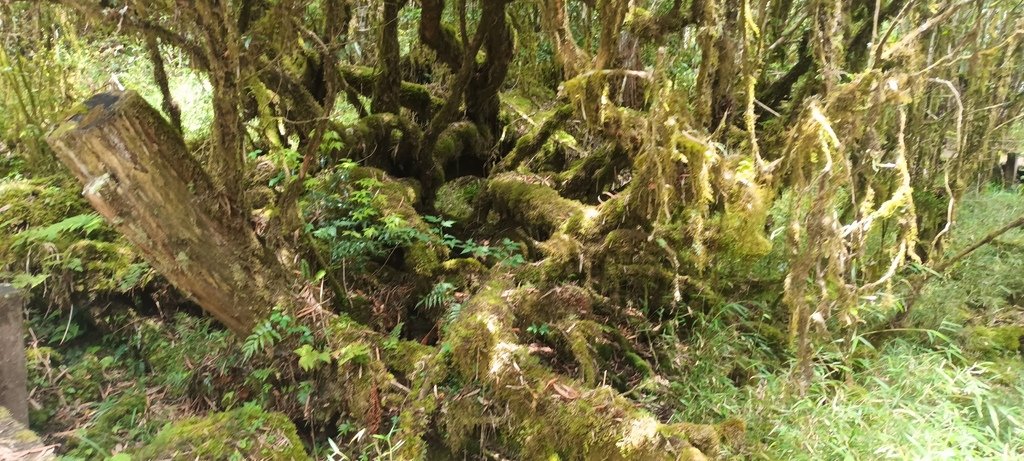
[673,187,1024,460]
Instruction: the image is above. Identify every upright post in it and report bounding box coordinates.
[0,284,27,425]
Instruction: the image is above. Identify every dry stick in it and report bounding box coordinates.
[891,212,1024,326]
[934,213,1024,273]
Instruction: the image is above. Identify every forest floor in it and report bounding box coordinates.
[11,184,1024,461]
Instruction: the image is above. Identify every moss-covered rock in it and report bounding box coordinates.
[441,257,488,287]
[0,175,152,297]
[134,405,309,460]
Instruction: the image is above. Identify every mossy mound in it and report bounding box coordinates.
[134,405,309,460]
[0,175,152,296]
[434,176,486,223]
[961,325,1024,358]
[0,175,86,225]
[303,165,447,278]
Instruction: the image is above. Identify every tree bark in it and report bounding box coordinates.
[46,91,289,334]
[465,0,514,139]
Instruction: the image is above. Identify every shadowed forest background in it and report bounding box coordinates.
[1,0,1024,459]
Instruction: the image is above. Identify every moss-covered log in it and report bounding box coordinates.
[479,173,594,238]
[341,66,442,119]
[497,104,574,172]
[46,91,290,333]
[559,143,631,201]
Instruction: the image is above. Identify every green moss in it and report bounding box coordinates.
[961,326,1024,357]
[596,229,676,303]
[557,319,604,385]
[484,174,586,238]
[339,65,442,117]
[134,405,309,460]
[534,233,584,282]
[434,176,487,222]
[0,176,90,253]
[382,338,434,377]
[441,257,488,288]
[0,406,44,449]
[433,121,482,165]
[0,175,151,297]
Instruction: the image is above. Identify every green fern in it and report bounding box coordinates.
[242,318,282,361]
[13,212,104,248]
[417,282,455,311]
[442,302,464,330]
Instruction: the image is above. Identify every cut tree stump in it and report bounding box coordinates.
[0,406,54,461]
[46,91,289,333]
[0,285,27,427]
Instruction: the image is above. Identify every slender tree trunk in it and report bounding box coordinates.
[46,91,289,333]
[372,0,407,114]
[465,0,514,139]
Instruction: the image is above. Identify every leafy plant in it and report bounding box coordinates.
[242,320,282,362]
[381,323,403,351]
[417,282,466,330]
[304,161,428,269]
[333,343,371,367]
[294,344,331,372]
[424,215,525,266]
[242,310,312,361]
[526,323,551,337]
[417,282,456,311]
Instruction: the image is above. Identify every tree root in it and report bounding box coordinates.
[434,277,723,460]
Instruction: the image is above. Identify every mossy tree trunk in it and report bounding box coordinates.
[46,91,290,334]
